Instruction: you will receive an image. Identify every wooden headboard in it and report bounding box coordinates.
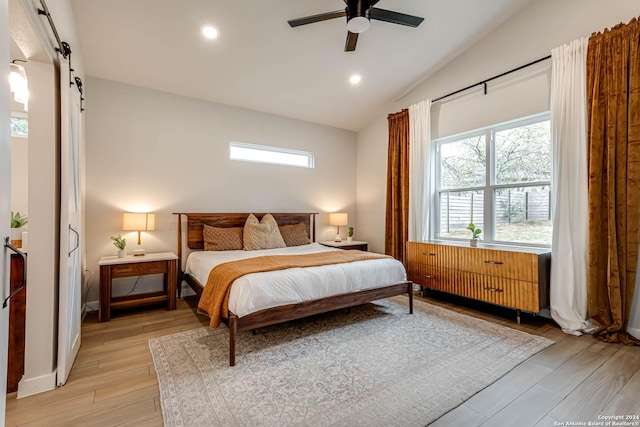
[173,212,318,274]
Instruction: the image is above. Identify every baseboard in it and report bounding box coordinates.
[180,281,196,297]
[85,300,99,314]
[536,308,552,320]
[17,370,57,398]
[628,327,640,339]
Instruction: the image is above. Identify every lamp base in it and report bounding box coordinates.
[334,234,342,242]
[133,247,146,256]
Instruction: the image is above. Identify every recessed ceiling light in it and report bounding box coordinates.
[201,25,219,40]
[350,74,362,85]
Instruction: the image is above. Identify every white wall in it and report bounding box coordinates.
[355,116,388,253]
[10,135,27,215]
[19,59,59,397]
[84,77,357,302]
[355,0,639,325]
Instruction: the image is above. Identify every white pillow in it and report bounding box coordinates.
[243,214,286,250]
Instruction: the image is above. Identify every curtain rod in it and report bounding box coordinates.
[432,54,552,103]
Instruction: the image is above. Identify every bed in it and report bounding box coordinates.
[174,212,413,366]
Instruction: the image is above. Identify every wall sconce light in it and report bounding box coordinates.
[329,213,348,242]
[9,60,29,112]
[122,212,156,256]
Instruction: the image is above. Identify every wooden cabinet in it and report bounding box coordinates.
[406,241,550,323]
[319,241,368,251]
[98,252,178,322]
[7,254,26,393]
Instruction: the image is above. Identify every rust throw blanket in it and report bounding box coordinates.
[197,250,392,328]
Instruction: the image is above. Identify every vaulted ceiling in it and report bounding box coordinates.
[70,0,533,131]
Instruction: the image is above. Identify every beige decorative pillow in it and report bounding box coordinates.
[243,214,286,250]
[279,222,311,247]
[203,225,244,251]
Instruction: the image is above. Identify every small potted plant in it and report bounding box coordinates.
[111,234,127,258]
[347,226,354,242]
[466,223,481,247]
[10,211,28,248]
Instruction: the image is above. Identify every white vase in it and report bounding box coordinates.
[10,228,23,248]
[118,249,127,258]
[470,239,478,247]
[347,236,353,242]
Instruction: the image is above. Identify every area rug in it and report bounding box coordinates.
[149,297,553,426]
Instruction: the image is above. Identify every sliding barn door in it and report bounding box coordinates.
[57,57,82,386]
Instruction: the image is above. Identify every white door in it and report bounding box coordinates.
[1,0,13,421]
[57,57,82,386]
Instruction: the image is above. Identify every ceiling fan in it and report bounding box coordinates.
[288,0,424,52]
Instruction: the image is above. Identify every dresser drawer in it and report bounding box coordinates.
[457,272,539,312]
[407,264,456,294]
[110,260,168,278]
[406,242,457,268]
[457,248,537,282]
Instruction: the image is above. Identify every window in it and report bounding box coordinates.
[10,115,28,137]
[229,142,314,168]
[435,113,551,246]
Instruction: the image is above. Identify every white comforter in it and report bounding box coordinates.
[185,242,407,318]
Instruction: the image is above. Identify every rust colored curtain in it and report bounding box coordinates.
[587,17,640,344]
[385,109,410,263]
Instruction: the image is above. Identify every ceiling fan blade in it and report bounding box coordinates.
[370,8,424,27]
[345,31,359,52]
[288,10,346,27]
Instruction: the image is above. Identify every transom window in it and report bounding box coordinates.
[229,141,314,168]
[435,113,552,246]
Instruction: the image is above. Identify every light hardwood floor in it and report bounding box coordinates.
[5,293,640,426]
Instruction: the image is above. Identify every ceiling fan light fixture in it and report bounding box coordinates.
[288,1,423,51]
[347,16,370,33]
[9,62,29,111]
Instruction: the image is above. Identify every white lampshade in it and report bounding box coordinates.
[329,213,348,242]
[329,213,348,226]
[123,212,156,231]
[9,63,29,112]
[347,16,370,33]
[122,212,155,256]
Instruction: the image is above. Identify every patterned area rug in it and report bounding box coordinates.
[149,297,553,426]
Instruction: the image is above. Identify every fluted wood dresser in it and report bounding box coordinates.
[406,241,551,323]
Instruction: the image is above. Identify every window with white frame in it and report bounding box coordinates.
[229,141,314,168]
[435,113,552,246]
[10,114,28,137]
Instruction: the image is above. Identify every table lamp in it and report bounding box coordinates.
[329,213,348,242]
[123,212,155,256]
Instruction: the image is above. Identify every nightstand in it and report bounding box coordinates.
[319,240,368,251]
[98,252,178,322]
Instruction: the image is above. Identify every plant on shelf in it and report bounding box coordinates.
[10,211,28,247]
[10,211,28,229]
[466,223,482,240]
[110,234,126,250]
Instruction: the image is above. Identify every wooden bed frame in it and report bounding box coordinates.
[173,212,413,366]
